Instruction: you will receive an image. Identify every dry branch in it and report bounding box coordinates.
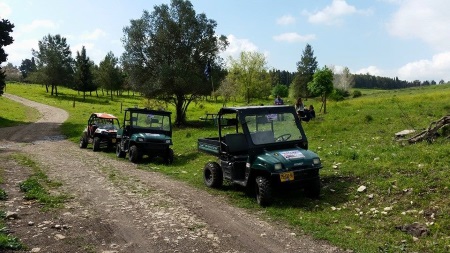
[406,115,450,144]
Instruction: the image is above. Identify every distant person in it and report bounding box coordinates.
[274,95,284,105]
[294,97,305,117]
[308,105,316,119]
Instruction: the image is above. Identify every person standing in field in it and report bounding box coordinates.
[274,95,284,105]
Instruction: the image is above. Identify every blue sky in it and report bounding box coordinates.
[1,0,449,82]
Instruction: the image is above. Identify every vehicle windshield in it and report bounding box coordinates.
[131,112,171,131]
[244,112,302,145]
[96,118,119,131]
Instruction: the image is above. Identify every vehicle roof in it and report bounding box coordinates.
[219,105,295,115]
[125,108,172,115]
[92,113,118,119]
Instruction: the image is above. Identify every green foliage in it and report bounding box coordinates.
[0,189,7,200]
[0,234,24,250]
[96,51,122,101]
[228,51,271,103]
[19,57,37,79]
[74,46,95,100]
[271,84,289,98]
[329,88,350,101]
[291,44,318,99]
[121,0,228,125]
[352,90,362,98]
[12,154,68,209]
[32,34,74,96]
[0,19,15,96]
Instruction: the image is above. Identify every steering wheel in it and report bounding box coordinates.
[276,134,291,142]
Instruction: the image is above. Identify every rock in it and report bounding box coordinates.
[31,248,41,252]
[367,194,374,199]
[357,185,367,193]
[28,221,35,226]
[55,234,66,240]
[384,206,393,211]
[395,222,429,237]
[6,211,19,219]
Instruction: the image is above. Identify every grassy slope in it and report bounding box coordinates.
[0,95,40,127]
[3,83,450,253]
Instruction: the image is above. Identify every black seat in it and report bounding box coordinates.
[224,133,247,154]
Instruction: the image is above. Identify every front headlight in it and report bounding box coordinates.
[165,139,171,144]
[274,163,283,170]
[313,158,321,165]
[137,137,144,142]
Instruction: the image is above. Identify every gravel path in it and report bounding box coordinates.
[0,93,343,253]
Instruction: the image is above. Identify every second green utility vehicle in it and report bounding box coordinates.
[198,105,323,206]
[116,108,174,164]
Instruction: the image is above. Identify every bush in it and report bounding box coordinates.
[329,88,350,101]
[353,90,362,98]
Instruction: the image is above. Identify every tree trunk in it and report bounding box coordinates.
[83,91,86,101]
[51,84,54,96]
[323,95,327,114]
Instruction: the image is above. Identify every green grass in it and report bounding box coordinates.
[11,154,68,210]
[3,82,450,253]
[0,95,40,127]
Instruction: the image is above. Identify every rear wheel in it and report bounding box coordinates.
[116,143,126,158]
[93,137,101,152]
[79,136,88,148]
[255,176,272,207]
[129,145,141,163]
[203,162,223,188]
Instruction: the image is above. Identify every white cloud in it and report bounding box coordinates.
[20,19,58,33]
[355,66,382,76]
[273,32,316,43]
[80,29,107,40]
[0,2,12,18]
[303,0,372,25]
[276,15,296,25]
[386,0,450,51]
[221,34,258,60]
[3,38,38,65]
[397,51,450,81]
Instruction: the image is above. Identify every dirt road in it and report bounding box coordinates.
[0,94,342,253]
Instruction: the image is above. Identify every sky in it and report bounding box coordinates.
[1,0,450,82]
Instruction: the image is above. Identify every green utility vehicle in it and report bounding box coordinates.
[116,108,174,164]
[198,105,323,206]
[80,113,120,151]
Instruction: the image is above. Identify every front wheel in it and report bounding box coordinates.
[93,137,101,152]
[304,177,321,199]
[129,145,141,163]
[255,176,272,207]
[116,143,126,158]
[203,162,223,188]
[79,136,88,148]
[165,148,174,165]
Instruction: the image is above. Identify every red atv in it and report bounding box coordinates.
[79,113,120,151]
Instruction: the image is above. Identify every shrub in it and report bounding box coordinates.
[353,90,362,98]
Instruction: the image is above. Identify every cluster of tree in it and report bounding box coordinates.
[353,74,444,89]
[6,0,443,125]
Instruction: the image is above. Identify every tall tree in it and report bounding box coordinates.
[74,46,95,101]
[0,19,14,96]
[121,0,228,125]
[228,51,271,103]
[291,44,318,99]
[19,57,37,80]
[32,34,74,96]
[97,51,122,100]
[333,66,354,91]
[308,66,334,114]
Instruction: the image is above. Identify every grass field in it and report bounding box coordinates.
[2,83,450,253]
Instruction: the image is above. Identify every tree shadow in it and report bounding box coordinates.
[0,117,31,128]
